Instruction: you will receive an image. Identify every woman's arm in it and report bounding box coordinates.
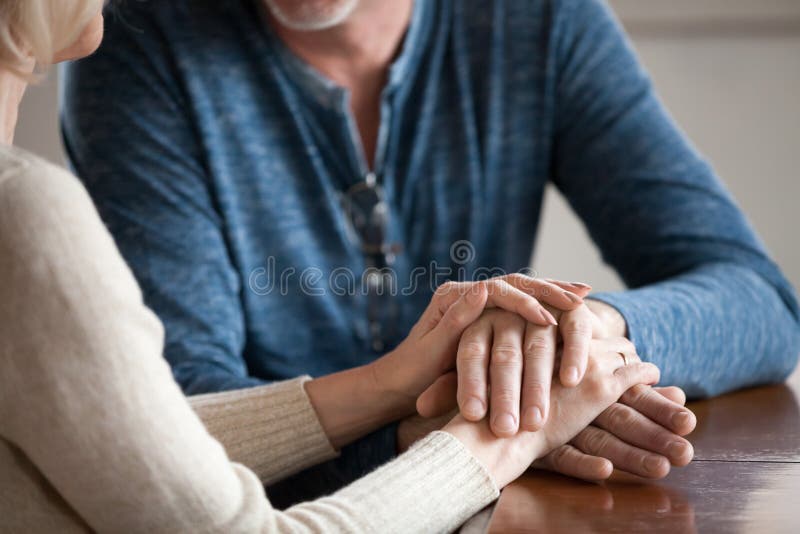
[0,159,497,532]
[0,156,605,532]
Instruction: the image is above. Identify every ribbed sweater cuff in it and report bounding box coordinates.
[329,430,499,533]
[189,376,338,485]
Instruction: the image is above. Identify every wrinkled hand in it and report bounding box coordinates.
[443,339,661,488]
[417,309,696,481]
[418,288,608,436]
[374,275,589,406]
[535,383,695,480]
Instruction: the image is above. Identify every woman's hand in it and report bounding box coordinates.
[417,291,606,436]
[371,275,590,409]
[443,339,661,488]
[417,305,603,437]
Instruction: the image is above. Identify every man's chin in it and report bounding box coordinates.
[263,0,359,32]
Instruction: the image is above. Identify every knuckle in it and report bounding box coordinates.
[443,308,468,329]
[458,341,488,361]
[622,384,650,406]
[491,344,522,365]
[606,404,636,430]
[524,335,553,356]
[563,319,592,336]
[582,428,611,454]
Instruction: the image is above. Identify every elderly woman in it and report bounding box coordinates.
[0,1,686,532]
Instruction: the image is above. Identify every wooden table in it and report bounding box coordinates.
[481,368,800,533]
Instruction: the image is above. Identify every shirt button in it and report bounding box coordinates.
[371,339,385,352]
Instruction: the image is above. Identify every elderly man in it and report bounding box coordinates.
[62,0,798,505]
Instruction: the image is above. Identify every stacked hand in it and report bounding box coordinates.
[377,274,695,483]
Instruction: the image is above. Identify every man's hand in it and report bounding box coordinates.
[535,384,696,480]
[373,275,590,410]
[417,299,606,437]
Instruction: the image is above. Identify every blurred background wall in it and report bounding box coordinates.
[14,0,800,293]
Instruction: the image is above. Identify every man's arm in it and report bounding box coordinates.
[550,0,799,397]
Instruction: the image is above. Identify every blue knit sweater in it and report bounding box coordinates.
[62,0,799,503]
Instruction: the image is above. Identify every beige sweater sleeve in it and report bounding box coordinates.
[188,377,337,486]
[0,148,498,533]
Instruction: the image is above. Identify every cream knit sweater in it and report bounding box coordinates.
[0,146,499,533]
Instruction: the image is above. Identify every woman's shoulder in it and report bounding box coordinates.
[0,145,92,219]
[0,145,101,251]
[0,144,77,190]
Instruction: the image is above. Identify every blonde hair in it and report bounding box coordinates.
[0,0,104,74]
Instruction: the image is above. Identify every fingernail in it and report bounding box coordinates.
[542,309,558,326]
[672,411,693,430]
[570,282,592,290]
[667,441,689,459]
[644,455,665,475]
[563,290,583,304]
[524,406,543,428]
[493,413,517,434]
[463,398,485,419]
[564,366,579,385]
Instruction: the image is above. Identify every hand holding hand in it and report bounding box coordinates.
[372,275,590,409]
[417,288,609,436]
[443,339,661,488]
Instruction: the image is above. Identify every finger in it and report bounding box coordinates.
[654,386,687,406]
[534,444,614,482]
[544,278,593,294]
[416,371,458,418]
[572,426,672,479]
[489,316,525,437]
[499,273,587,311]
[483,279,558,326]
[520,322,557,431]
[594,403,695,467]
[456,318,493,421]
[620,384,697,436]
[426,283,489,349]
[613,361,661,393]
[558,306,594,386]
[414,281,488,338]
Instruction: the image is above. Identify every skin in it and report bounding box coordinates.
[417,310,696,480]
[444,341,663,488]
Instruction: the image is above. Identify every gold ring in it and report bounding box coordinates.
[618,352,628,366]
